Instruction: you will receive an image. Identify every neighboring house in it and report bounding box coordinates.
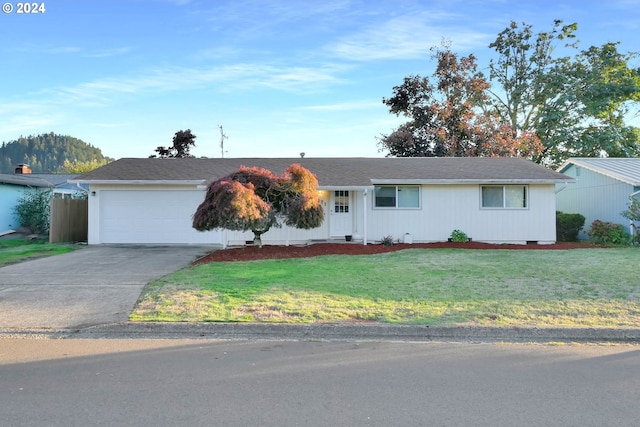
[556,158,640,239]
[0,164,81,233]
[70,157,572,246]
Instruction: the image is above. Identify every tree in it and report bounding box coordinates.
[0,133,112,173]
[192,164,324,247]
[150,129,197,158]
[57,158,110,174]
[484,20,640,167]
[621,196,640,243]
[378,45,542,158]
[13,189,51,234]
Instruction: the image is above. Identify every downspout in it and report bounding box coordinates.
[363,189,368,246]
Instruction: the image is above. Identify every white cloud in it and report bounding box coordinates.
[49,46,83,54]
[301,100,381,111]
[0,100,62,141]
[326,10,492,61]
[85,47,134,58]
[38,62,348,107]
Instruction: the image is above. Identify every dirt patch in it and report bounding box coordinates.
[194,241,598,264]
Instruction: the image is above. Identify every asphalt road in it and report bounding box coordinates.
[1,339,638,426]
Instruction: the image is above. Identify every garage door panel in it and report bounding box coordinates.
[99,190,221,244]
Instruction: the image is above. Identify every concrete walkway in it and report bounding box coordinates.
[0,245,213,329]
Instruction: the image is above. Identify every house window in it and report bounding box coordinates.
[334,190,349,213]
[481,185,528,209]
[374,185,420,208]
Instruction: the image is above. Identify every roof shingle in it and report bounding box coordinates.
[72,157,572,186]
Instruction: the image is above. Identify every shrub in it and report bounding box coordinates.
[556,211,586,241]
[621,196,640,244]
[449,229,469,243]
[621,196,640,223]
[586,220,630,245]
[381,235,394,246]
[13,189,52,234]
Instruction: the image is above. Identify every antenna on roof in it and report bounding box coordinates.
[300,152,305,158]
[218,124,228,158]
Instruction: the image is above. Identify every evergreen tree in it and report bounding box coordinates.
[0,133,113,173]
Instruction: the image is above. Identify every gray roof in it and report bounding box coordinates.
[71,157,572,187]
[558,158,640,186]
[0,173,78,189]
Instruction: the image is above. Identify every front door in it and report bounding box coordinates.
[330,190,353,238]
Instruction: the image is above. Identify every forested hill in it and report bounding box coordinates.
[0,133,113,173]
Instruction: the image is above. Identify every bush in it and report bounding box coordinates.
[13,189,51,234]
[449,229,469,242]
[586,220,630,245]
[381,235,394,246]
[556,211,586,241]
[621,196,640,244]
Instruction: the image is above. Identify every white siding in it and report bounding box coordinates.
[365,184,557,244]
[87,183,558,245]
[556,165,636,239]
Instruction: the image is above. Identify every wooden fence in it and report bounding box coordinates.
[49,198,88,243]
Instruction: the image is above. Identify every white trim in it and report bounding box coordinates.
[317,185,371,191]
[69,179,206,186]
[371,179,570,184]
[363,189,368,245]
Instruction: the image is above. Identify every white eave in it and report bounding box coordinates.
[67,179,207,186]
[317,185,374,191]
[370,178,574,185]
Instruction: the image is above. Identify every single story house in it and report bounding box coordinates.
[70,157,572,246]
[556,158,640,239]
[0,164,80,233]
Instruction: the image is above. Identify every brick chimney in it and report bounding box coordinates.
[14,164,32,174]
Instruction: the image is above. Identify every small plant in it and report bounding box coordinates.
[556,211,586,242]
[586,220,630,245]
[381,235,394,246]
[449,229,469,243]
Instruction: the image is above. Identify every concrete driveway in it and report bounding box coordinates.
[0,245,214,330]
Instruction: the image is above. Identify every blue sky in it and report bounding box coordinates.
[1,0,639,159]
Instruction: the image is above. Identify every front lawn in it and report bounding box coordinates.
[130,248,639,327]
[0,238,78,267]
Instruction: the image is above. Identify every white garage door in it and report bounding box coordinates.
[99,190,222,244]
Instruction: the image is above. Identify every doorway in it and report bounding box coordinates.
[330,190,353,238]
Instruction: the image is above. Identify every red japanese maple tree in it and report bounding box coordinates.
[192,164,324,247]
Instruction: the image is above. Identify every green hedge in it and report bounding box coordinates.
[556,211,585,242]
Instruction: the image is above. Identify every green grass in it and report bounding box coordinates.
[0,238,78,267]
[130,248,640,328]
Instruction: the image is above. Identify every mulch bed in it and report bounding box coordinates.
[194,241,598,264]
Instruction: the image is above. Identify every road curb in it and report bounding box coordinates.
[3,323,640,343]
